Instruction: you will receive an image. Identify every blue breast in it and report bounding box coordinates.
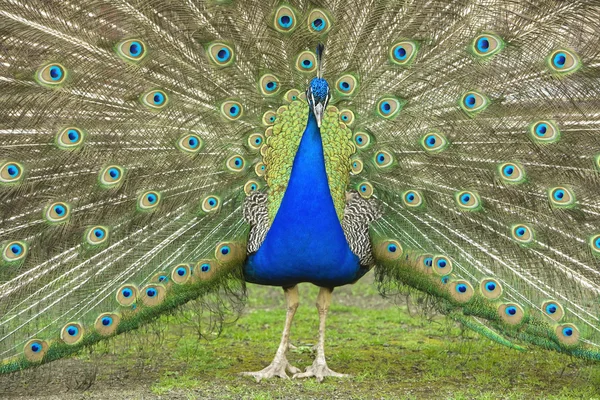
[244,112,363,287]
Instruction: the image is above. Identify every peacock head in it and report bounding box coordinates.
[307,77,330,128]
[306,43,330,128]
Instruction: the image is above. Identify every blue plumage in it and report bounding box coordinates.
[244,111,363,287]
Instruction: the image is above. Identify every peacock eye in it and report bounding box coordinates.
[547,49,580,74]
[450,280,474,303]
[498,162,525,184]
[511,224,534,244]
[262,110,277,126]
[141,90,168,109]
[590,234,600,254]
[339,109,355,126]
[207,42,235,67]
[1,161,25,184]
[460,91,489,115]
[477,278,502,300]
[373,150,394,169]
[357,181,374,198]
[201,195,221,213]
[244,180,260,195]
[177,133,203,154]
[37,63,67,85]
[226,155,246,172]
[471,33,503,58]
[56,127,85,150]
[421,131,449,153]
[117,39,147,61]
[390,40,418,66]
[402,190,423,207]
[307,9,332,34]
[2,240,28,263]
[432,255,452,275]
[296,51,317,72]
[171,264,191,284]
[138,190,161,211]
[335,74,358,96]
[548,186,575,208]
[350,159,363,175]
[99,165,125,188]
[377,97,404,119]
[221,100,243,120]
[85,225,109,246]
[456,190,480,210]
[45,201,71,223]
[274,5,297,32]
[353,132,371,149]
[529,120,560,143]
[259,74,280,96]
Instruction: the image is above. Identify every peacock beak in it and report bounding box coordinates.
[313,102,326,128]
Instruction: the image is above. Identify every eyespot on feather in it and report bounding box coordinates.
[547,49,580,75]
[201,195,221,213]
[226,155,246,172]
[498,303,524,325]
[99,165,125,188]
[353,132,372,150]
[480,278,503,300]
[460,91,489,115]
[0,161,25,184]
[373,150,394,169]
[284,89,301,103]
[335,74,358,96]
[116,284,139,307]
[541,300,564,322]
[421,131,449,153]
[137,191,161,211]
[339,109,355,126]
[60,322,84,345]
[215,242,244,265]
[590,234,600,255]
[207,42,235,67]
[141,90,168,109]
[402,190,424,208]
[307,9,332,34]
[194,259,217,281]
[529,120,560,143]
[140,284,166,307]
[432,255,452,276]
[511,224,534,245]
[36,63,67,86]
[255,162,266,177]
[116,39,147,62]
[556,323,579,345]
[376,97,404,119]
[350,158,363,175]
[24,339,49,362]
[95,312,120,336]
[262,110,277,126]
[56,127,85,150]
[415,253,434,274]
[273,5,297,33]
[498,162,525,184]
[2,240,28,264]
[85,226,110,247]
[455,191,481,211]
[171,264,192,284]
[389,40,418,66]
[548,186,575,208]
[44,201,71,224]
[259,73,280,96]
[177,133,203,154]
[375,239,403,261]
[357,181,374,199]
[247,133,265,150]
[470,33,504,58]
[296,51,317,73]
[244,180,261,195]
[449,280,474,303]
[220,100,243,121]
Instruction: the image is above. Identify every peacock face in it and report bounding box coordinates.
[307,77,330,128]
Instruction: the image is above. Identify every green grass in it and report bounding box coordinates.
[3,272,600,399]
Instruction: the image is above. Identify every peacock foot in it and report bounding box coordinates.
[241,356,301,382]
[293,360,350,382]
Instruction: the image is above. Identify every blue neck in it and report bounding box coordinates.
[244,111,362,287]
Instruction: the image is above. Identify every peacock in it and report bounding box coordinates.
[1,0,600,384]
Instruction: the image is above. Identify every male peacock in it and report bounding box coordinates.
[1,0,600,384]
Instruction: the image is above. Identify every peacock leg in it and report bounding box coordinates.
[293,287,349,382]
[241,285,301,382]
